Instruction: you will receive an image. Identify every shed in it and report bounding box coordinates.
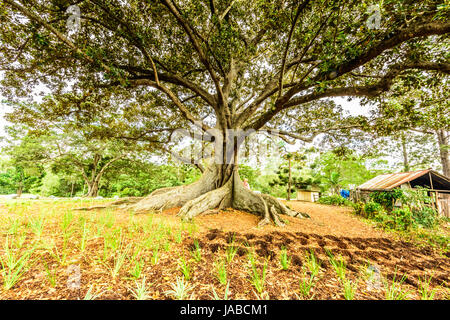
[355,169,450,217]
[297,188,320,202]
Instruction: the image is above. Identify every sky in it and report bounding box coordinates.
[0,93,369,140]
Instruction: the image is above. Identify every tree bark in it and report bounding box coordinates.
[436,129,450,177]
[130,131,309,225]
[86,181,99,197]
[401,133,410,172]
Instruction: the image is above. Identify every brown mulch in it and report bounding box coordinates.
[0,200,448,300]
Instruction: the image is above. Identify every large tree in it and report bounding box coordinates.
[1,0,449,225]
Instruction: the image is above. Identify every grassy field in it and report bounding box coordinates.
[0,199,448,300]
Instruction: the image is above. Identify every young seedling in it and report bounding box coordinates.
[0,237,36,290]
[279,246,291,271]
[79,219,89,252]
[108,244,131,279]
[214,258,228,286]
[128,276,151,300]
[305,250,321,278]
[384,270,411,300]
[226,243,238,263]
[298,271,316,300]
[247,252,268,294]
[151,244,160,265]
[210,281,231,300]
[7,218,20,235]
[178,255,191,281]
[326,250,346,281]
[418,275,438,300]
[28,216,45,239]
[42,260,57,287]
[342,279,357,300]
[83,285,104,300]
[191,239,202,263]
[165,277,195,300]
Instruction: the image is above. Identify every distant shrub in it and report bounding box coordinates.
[412,207,439,229]
[351,201,364,216]
[370,189,404,210]
[318,195,352,206]
[363,201,383,218]
[119,187,141,197]
[392,207,415,231]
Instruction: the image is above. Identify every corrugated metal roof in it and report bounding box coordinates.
[357,169,431,191]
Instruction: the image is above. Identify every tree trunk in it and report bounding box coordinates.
[16,185,23,197]
[436,129,450,177]
[86,181,99,197]
[130,130,309,226]
[401,133,410,172]
[287,157,291,201]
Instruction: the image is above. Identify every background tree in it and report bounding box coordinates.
[1,0,449,225]
[311,146,382,193]
[0,125,46,195]
[372,72,449,175]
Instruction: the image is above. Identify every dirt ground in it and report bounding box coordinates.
[0,199,448,300]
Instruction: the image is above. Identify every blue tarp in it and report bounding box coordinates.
[340,189,350,199]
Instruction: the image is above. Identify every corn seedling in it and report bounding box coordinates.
[187,222,198,236]
[151,244,160,265]
[79,220,89,252]
[165,277,195,300]
[298,271,316,300]
[226,244,238,263]
[279,246,291,271]
[49,243,68,266]
[7,218,20,235]
[129,257,144,279]
[108,244,131,279]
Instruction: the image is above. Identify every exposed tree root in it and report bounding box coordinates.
[177,177,232,220]
[74,197,143,211]
[130,166,219,214]
[79,165,310,226]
